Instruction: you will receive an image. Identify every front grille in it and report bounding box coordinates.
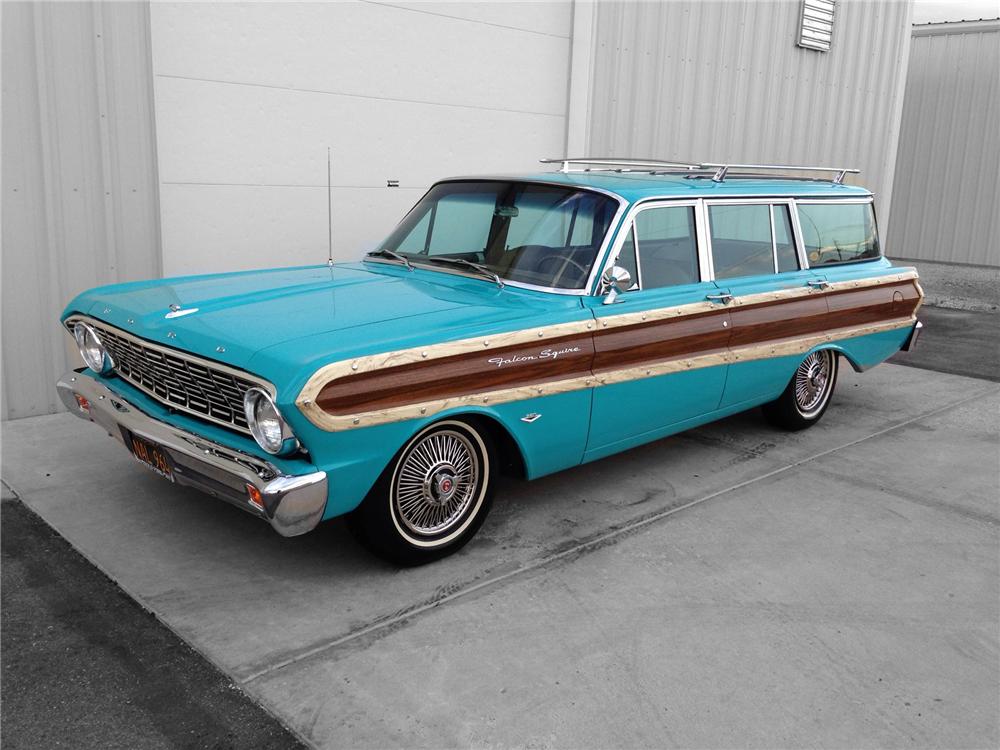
[75,319,267,434]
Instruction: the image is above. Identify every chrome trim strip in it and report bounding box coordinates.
[64,314,275,435]
[56,371,327,536]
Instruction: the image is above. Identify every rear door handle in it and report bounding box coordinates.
[806,280,831,290]
[706,293,734,304]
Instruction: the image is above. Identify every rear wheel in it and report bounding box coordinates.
[349,419,494,565]
[762,349,839,431]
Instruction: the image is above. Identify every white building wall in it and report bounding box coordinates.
[887,19,999,266]
[582,0,914,234]
[148,2,573,275]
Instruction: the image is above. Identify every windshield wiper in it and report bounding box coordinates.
[365,248,413,271]
[423,257,504,289]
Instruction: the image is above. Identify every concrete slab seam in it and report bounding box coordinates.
[239,384,999,685]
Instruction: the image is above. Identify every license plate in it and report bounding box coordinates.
[123,430,174,482]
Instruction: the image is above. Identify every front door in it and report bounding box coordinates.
[585,201,731,455]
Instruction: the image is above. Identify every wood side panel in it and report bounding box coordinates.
[824,280,922,326]
[316,334,595,415]
[592,310,730,372]
[301,273,924,431]
[728,294,830,348]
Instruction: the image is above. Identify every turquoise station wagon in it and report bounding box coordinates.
[58,158,923,564]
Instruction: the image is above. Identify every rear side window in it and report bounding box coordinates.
[708,205,775,279]
[797,202,880,266]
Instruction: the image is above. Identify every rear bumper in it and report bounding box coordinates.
[56,371,327,536]
[900,320,924,352]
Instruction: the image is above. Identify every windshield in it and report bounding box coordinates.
[375,181,619,290]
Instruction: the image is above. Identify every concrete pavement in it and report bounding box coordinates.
[2,362,998,748]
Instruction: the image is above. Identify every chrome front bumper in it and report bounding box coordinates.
[56,371,327,536]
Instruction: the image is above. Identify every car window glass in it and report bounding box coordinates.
[773,205,799,272]
[395,211,432,253]
[709,204,774,280]
[425,193,493,254]
[634,206,699,289]
[798,203,880,265]
[379,182,618,289]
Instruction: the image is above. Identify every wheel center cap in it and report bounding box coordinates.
[431,471,457,504]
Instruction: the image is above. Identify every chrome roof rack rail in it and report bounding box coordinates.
[539,157,703,173]
[699,162,860,184]
[540,157,859,184]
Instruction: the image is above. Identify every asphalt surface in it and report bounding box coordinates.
[1,492,304,749]
[888,306,1000,382]
[1,304,997,748]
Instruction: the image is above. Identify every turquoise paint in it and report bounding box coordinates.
[59,172,915,525]
[583,280,730,450]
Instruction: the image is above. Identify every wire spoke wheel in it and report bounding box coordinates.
[793,350,835,417]
[393,428,480,537]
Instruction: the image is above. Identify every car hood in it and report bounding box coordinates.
[63,263,588,392]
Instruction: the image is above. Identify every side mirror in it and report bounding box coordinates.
[601,265,632,305]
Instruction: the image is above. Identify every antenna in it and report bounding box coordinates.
[327,147,334,266]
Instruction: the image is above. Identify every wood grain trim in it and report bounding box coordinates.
[296,271,922,431]
[296,318,595,409]
[297,316,915,432]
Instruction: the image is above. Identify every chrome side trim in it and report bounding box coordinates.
[57,371,326,536]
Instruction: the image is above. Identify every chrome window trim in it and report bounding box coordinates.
[63,314,276,434]
[364,178,630,297]
[594,199,705,293]
[769,205,779,274]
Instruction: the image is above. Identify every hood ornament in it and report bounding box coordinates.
[165,304,199,319]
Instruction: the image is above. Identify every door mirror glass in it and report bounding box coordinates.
[601,265,632,304]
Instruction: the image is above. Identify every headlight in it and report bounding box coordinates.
[73,322,114,374]
[243,387,299,456]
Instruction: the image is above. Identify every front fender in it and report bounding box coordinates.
[297,388,593,520]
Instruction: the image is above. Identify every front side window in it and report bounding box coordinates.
[632,206,699,289]
[797,202,880,266]
[378,181,619,289]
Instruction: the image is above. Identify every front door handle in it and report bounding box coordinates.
[806,280,831,290]
[706,292,734,304]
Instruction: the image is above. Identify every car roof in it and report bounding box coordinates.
[441,171,873,203]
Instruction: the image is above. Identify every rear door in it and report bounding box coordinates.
[705,199,829,409]
[584,200,731,454]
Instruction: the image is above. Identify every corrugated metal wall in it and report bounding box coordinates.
[1,2,161,419]
[585,0,914,232]
[887,20,999,266]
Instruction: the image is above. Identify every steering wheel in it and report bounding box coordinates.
[536,254,589,281]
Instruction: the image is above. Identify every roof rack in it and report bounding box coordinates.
[539,157,859,184]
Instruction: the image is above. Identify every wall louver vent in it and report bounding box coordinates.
[798,0,836,51]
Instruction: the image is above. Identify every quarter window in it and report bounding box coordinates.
[797,202,880,266]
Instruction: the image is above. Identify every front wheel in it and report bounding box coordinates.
[762,349,839,431]
[349,419,494,565]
